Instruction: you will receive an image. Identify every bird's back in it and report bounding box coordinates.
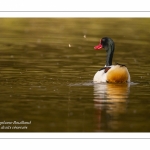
[106,65,130,83]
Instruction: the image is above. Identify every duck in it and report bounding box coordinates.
[93,37,130,83]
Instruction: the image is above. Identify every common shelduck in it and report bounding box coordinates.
[93,37,130,83]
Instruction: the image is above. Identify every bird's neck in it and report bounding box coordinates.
[105,44,115,66]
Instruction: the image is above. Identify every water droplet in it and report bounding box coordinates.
[83,35,86,38]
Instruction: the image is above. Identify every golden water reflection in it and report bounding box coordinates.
[93,83,130,131]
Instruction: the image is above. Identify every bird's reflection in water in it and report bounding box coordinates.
[93,83,130,131]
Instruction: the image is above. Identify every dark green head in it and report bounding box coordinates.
[94,37,115,66]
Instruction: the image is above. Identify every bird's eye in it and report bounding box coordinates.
[101,38,105,42]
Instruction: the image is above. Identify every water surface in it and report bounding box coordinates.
[0,18,150,132]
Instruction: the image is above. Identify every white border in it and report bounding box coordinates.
[0,133,150,139]
[0,12,150,18]
[1,138,149,150]
[0,0,149,12]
